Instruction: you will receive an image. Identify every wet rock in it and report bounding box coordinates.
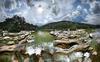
[41,51,53,62]
[69,52,83,62]
[24,57,29,62]
[83,52,91,62]
[0,29,97,62]
[26,46,42,56]
[0,45,16,52]
[53,53,70,62]
[92,51,97,55]
[7,41,15,45]
[54,41,78,49]
[26,46,35,56]
[27,40,34,43]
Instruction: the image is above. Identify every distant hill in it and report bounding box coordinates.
[40,21,100,30]
[0,15,37,32]
[0,15,100,32]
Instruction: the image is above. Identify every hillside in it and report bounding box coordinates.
[0,16,100,32]
[40,21,100,30]
[0,15,37,32]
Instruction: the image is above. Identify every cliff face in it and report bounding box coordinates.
[0,15,37,32]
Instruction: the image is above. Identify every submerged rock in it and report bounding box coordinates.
[53,53,70,62]
[83,52,91,62]
[26,46,35,56]
[7,41,15,45]
[26,46,42,56]
[69,52,83,62]
[41,51,53,62]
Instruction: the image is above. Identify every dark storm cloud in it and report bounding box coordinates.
[92,2,100,14]
[4,0,12,9]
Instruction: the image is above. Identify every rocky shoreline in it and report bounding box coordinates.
[0,29,98,62]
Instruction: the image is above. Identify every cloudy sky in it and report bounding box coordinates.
[0,0,100,26]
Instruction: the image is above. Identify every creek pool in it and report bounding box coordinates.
[32,31,55,45]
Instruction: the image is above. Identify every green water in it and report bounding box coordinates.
[15,51,24,62]
[0,52,12,62]
[32,31,55,45]
[29,31,55,62]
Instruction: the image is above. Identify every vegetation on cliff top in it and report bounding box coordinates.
[0,15,37,32]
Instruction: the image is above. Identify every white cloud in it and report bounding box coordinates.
[0,0,76,26]
[85,14,100,25]
[0,0,100,26]
[84,0,100,25]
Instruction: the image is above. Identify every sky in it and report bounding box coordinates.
[0,0,100,26]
